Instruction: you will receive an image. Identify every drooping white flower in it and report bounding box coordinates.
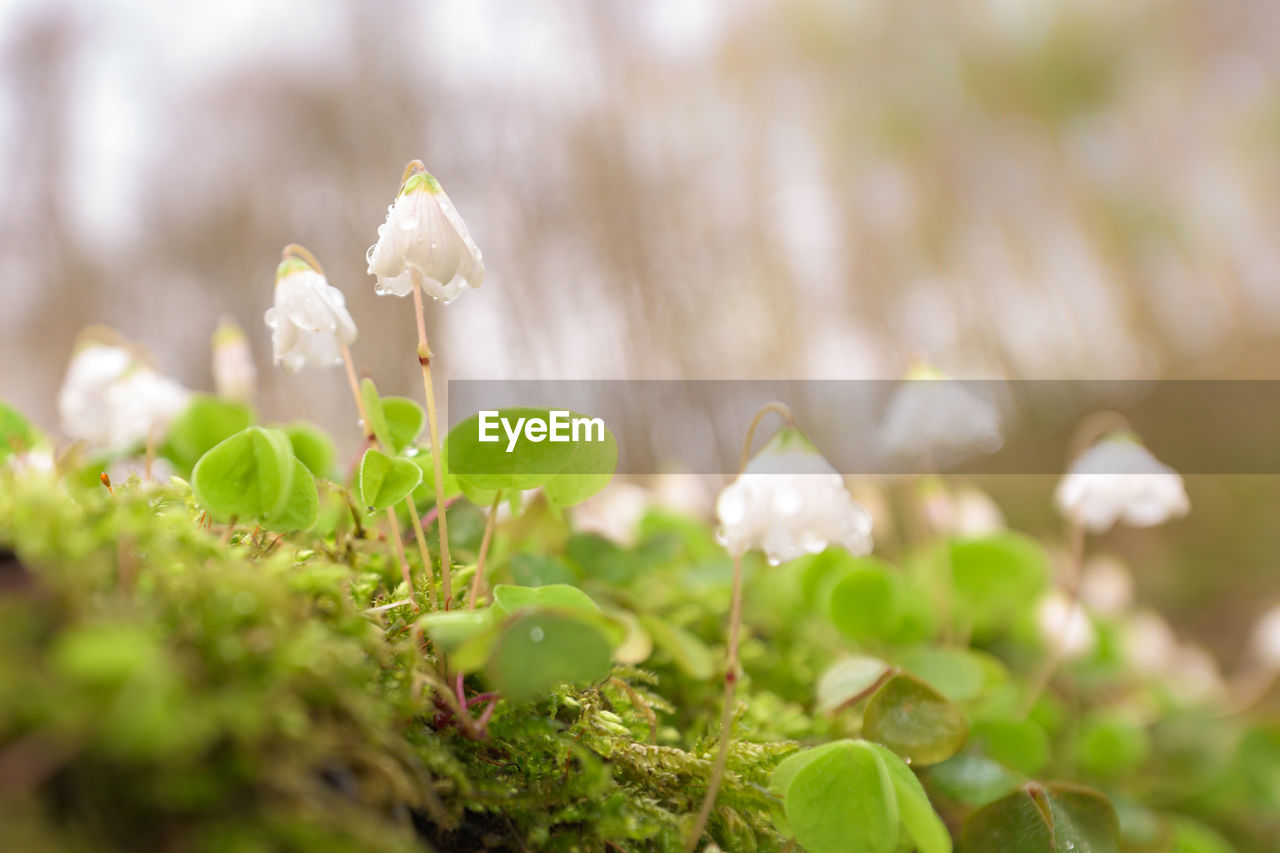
[366,167,484,302]
[879,365,1003,470]
[1249,604,1280,671]
[57,338,191,453]
[1054,434,1189,533]
[715,428,873,565]
[1079,555,1134,615]
[1037,590,1096,659]
[212,316,257,402]
[264,257,358,373]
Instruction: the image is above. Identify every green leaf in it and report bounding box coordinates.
[815,656,893,714]
[778,740,900,853]
[281,421,336,478]
[542,425,618,507]
[928,753,1022,807]
[828,562,903,641]
[446,408,617,496]
[1072,712,1150,777]
[962,782,1119,853]
[409,445,462,503]
[484,609,614,701]
[491,583,600,620]
[380,396,424,453]
[865,741,952,853]
[898,646,989,704]
[357,448,423,511]
[947,533,1049,637]
[638,612,713,680]
[360,378,393,451]
[263,458,318,532]
[418,609,497,657]
[191,426,295,521]
[974,717,1050,775]
[0,399,38,461]
[162,394,254,475]
[864,672,969,766]
[1170,816,1236,853]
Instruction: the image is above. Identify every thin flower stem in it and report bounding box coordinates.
[144,428,157,483]
[341,343,418,609]
[385,506,417,610]
[738,402,797,470]
[401,159,426,186]
[685,550,745,852]
[405,500,438,610]
[281,243,325,276]
[468,491,504,609]
[339,343,375,443]
[412,277,453,608]
[221,515,238,546]
[1021,519,1086,717]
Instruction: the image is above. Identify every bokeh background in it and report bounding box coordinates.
[2,0,1279,666]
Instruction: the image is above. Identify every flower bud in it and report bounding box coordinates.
[264,255,358,373]
[212,316,257,402]
[367,166,484,303]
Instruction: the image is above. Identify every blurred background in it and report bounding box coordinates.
[2,0,1279,659]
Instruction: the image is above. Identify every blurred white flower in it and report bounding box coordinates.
[4,446,54,477]
[264,258,358,373]
[880,367,1003,469]
[1054,435,1189,533]
[1121,610,1180,672]
[1079,555,1134,615]
[573,481,651,545]
[652,472,714,518]
[367,167,484,302]
[715,428,873,565]
[1037,591,1097,659]
[212,316,257,402]
[923,482,1005,537]
[1167,644,1225,704]
[1249,604,1280,671]
[58,341,190,453]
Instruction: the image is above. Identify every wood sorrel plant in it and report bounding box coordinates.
[368,160,484,609]
[687,402,873,851]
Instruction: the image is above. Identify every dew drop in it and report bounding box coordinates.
[398,216,420,231]
[530,626,545,642]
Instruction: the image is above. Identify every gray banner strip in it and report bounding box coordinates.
[446,380,1280,475]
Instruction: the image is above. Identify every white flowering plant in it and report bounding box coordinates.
[2,166,1278,853]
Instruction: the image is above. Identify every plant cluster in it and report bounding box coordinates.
[2,163,1280,852]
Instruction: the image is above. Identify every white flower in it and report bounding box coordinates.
[880,367,1003,469]
[923,483,1005,537]
[715,428,873,565]
[1249,604,1280,671]
[58,341,190,453]
[212,316,257,402]
[1079,555,1133,615]
[1167,644,1225,704]
[366,168,484,302]
[1036,591,1096,659]
[573,481,651,546]
[1054,435,1189,533]
[1121,610,1180,672]
[264,258,358,373]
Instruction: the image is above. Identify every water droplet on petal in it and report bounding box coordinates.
[398,215,420,232]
